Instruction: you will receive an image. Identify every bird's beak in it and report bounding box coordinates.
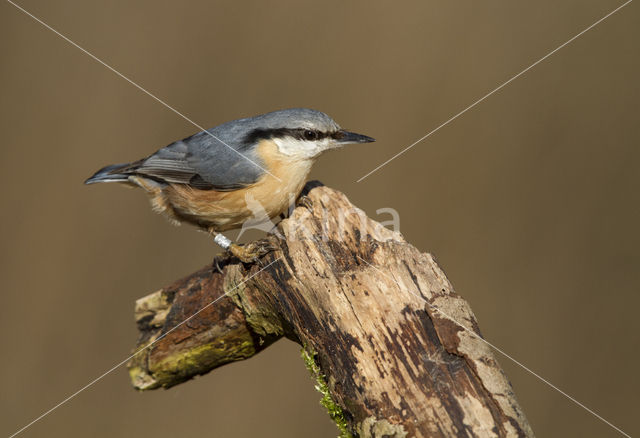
[335,130,376,145]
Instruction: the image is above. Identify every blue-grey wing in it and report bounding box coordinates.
[135,130,264,190]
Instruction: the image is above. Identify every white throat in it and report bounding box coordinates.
[273,136,333,159]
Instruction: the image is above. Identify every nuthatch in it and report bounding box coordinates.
[86,108,375,262]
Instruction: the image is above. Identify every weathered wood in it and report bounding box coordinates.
[128,183,534,438]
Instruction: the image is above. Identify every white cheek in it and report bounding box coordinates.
[273,137,331,159]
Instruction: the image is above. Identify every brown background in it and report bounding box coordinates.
[1,1,638,437]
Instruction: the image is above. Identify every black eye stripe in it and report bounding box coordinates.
[245,128,338,144]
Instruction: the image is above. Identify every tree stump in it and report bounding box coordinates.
[127,183,534,438]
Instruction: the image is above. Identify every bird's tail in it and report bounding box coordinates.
[84,163,135,185]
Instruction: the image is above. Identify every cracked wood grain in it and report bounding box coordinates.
[128,182,534,438]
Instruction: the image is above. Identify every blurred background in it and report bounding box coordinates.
[1,0,638,436]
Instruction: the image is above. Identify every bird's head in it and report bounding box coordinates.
[241,108,375,161]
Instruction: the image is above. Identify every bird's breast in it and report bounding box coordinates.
[250,138,314,208]
[165,139,314,231]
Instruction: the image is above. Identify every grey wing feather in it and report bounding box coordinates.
[135,129,264,191]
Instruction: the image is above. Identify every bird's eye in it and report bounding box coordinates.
[304,130,318,141]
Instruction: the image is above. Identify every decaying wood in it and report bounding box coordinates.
[128,183,534,438]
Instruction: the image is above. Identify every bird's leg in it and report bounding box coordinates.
[207,228,275,264]
[210,236,235,273]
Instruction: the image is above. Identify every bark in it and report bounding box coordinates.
[127,182,534,438]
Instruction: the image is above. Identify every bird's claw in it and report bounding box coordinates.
[229,239,276,264]
[296,194,313,210]
[212,252,233,273]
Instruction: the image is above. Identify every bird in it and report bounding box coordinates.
[85,108,375,262]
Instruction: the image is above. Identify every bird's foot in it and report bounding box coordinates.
[296,194,313,210]
[211,252,233,273]
[228,239,276,264]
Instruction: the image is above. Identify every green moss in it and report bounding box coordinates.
[149,335,256,388]
[301,346,353,438]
